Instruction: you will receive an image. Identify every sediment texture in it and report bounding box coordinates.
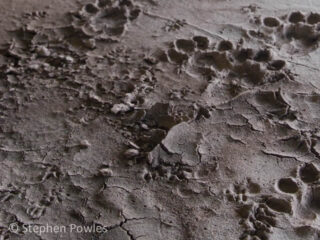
[0,0,320,239]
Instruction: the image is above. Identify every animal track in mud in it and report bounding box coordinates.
[263,17,280,28]
[175,39,196,53]
[277,178,299,194]
[299,162,320,183]
[71,0,141,42]
[265,197,292,214]
[4,5,200,193]
[276,163,320,195]
[255,11,320,52]
[226,175,317,239]
[225,181,281,240]
[308,186,320,213]
[217,40,233,51]
[2,2,320,240]
[288,11,305,23]
[159,36,289,88]
[307,12,320,25]
[167,48,189,65]
[237,203,277,240]
[193,35,210,50]
[274,163,320,236]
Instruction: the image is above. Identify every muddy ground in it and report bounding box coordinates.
[0,0,320,239]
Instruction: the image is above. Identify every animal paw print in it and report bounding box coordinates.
[226,179,295,240]
[72,0,141,38]
[256,12,320,53]
[276,162,320,237]
[234,163,320,240]
[237,203,276,240]
[159,36,289,88]
[276,162,319,196]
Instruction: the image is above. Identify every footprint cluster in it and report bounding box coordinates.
[237,203,277,240]
[275,163,320,236]
[257,11,320,51]
[226,164,320,240]
[160,36,288,87]
[224,180,278,240]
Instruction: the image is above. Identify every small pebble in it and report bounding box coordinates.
[29,64,40,70]
[141,123,149,130]
[111,103,130,114]
[128,141,140,149]
[83,39,96,49]
[124,148,139,158]
[37,46,51,57]
[79,140,91,148]
[99,168,113,177]
[65,56,74,63]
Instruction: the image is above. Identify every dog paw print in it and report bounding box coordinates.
[72,0,141,39]
[255,11,320,53]
[226,178,297,240]
[275,163,320,238]
[276,163,319,195]
[237,203,277,240]
[158,36,289,89]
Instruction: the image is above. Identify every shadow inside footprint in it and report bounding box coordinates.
[266,197,292,214]
[299,163,320,183]
[308,186,320,213]
[277,178,299,194]
[263,17,280,27]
